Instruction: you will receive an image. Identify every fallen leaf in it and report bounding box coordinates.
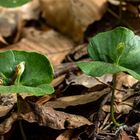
[66,73,112,88]
[0,35,7,45]
[44,88,110,108]
[136,124,140,140]
[120,130,131,140]
[56,130,73,140]
[20,103,92,129]
[40,0,107,42]
[0,0,40,21]
[115,72,137,102]
[0,96,92,134]
[0,94,16,117]
[0,113,17,134]
[0,28,74,65]
[102,103,132,114]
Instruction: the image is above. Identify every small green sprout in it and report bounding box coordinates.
[77,27,140,127]
[0,50,54,96]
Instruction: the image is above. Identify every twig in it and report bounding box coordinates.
[88,91,112,139]
[94,77,126,93]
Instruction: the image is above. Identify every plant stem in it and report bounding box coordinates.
[110,74,122,127]
[17,94,27,140]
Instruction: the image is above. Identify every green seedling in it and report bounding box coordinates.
[0,50,54,95]
[0,50,54,139]
[77,27,140,127]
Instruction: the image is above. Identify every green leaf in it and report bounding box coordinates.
[0,0,30,8]
[77,61,140,80]
[0,50,54,96]
[81,27,140,79]
[0,84,54,96]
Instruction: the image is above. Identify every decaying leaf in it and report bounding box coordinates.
[44,88,110,109]
[21,104,92,130]
[0,113,17,134]
[102,103,132,114]
[0,0,40,45]
[0,11,19,45]
[136,124,140,140]
[56,130,73,140]
[0,35,7,45]
[116,72,138,89]
[0,98,92,134]
[0,94,16,117]
[66,73,112,88]
[119,130,131,140]
[40,0,107,42]
[0,0,40,20]
[0,28,74,65]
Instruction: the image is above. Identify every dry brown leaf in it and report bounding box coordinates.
[44,88,110,108]
[0,35,7,45]
[0,113,17,134]
[136,124,140,140]
[56,130,73,140]
[116,72,138,89]
[0,0,40,21]
[0,11,19,45]
[0,0,40,45]
[102,102,133,114]
[40,0,107,42]
[0,94,17,117]
[20,104,92,130]
[0,28,74,65]
[0,97,92,134]
[120,130,131,140]
[115,72,138,102]
[66,73,112,88]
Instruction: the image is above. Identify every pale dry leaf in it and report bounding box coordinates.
[40,0,107,42]
[0,35,7,45]
[108,0,120,5]
[0,106,13,117]
[52,75,65,87]
[120,130,131,140]
[44,88,110,108]
[102,102,133,114]
[0,0,40,45]
[0,28,74,65]
[0,94,17,117]
[0,113,17,135]
[115,72,138,102]
[66,73,112,88]
[56,130,73,140]
[0,11,19,44]
[136,124,140,140]
[116,72,138,88]
[0,0,40,21]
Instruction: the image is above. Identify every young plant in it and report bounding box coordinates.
[0,50,54,95]
[0,50,54,139]
[77,27,140,127]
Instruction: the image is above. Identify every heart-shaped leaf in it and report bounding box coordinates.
[0,0,30,8]
[0,84,54,96]
[0,50,54,96]
[77,27,140,80]
[77,61,140,80]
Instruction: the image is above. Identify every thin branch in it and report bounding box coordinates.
[94,77,126,93]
